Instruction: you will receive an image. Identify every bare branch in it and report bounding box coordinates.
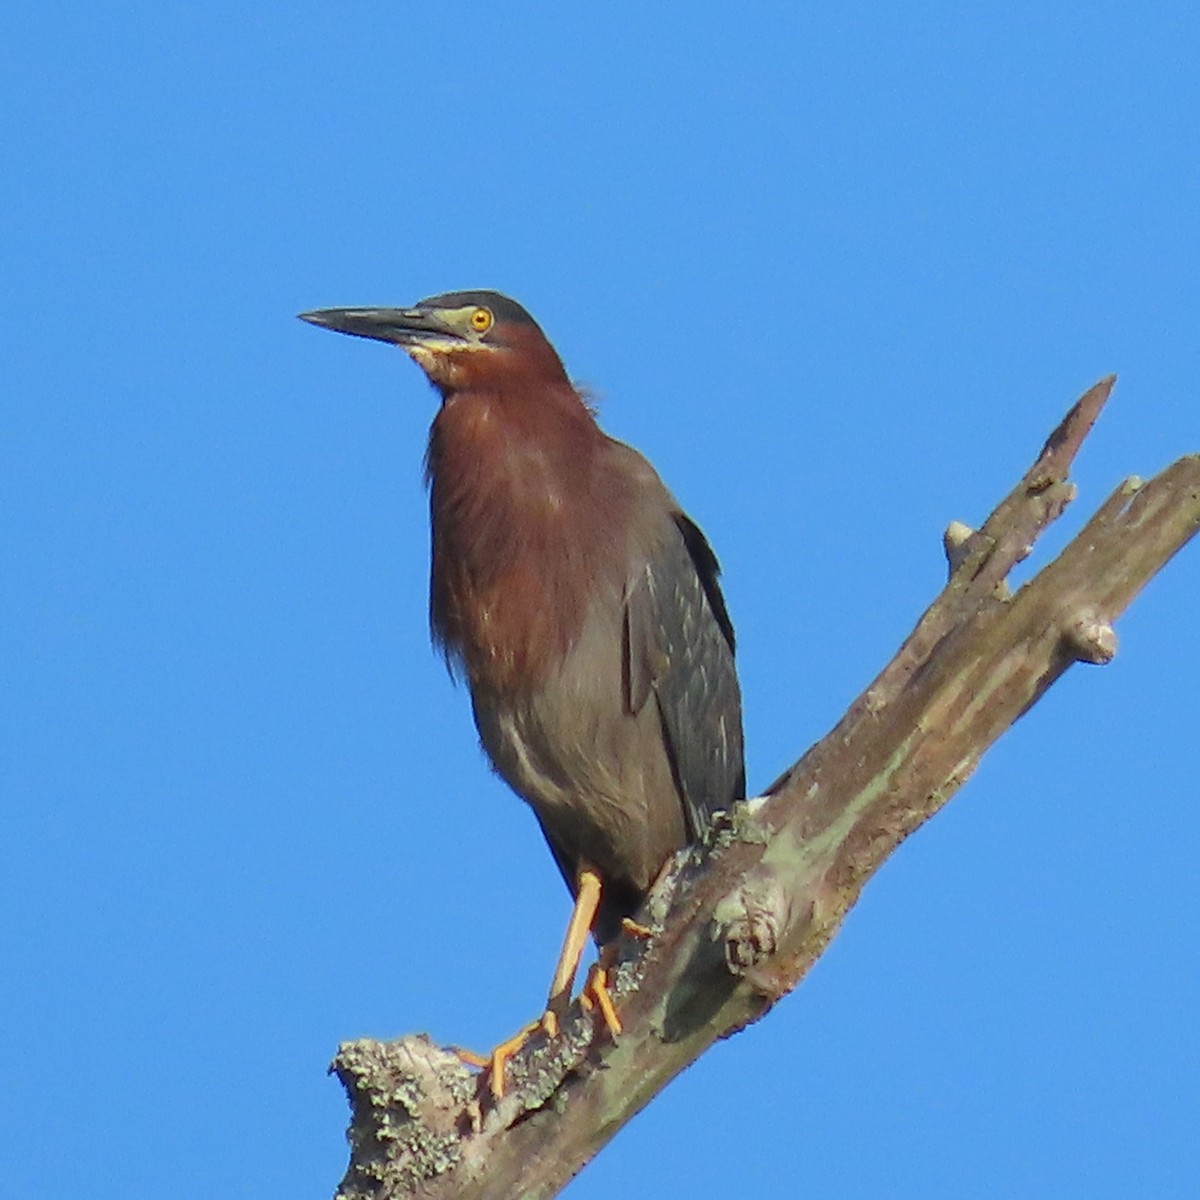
[331,377,1200,1200]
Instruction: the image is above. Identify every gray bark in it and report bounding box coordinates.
[329,377,1200,1200]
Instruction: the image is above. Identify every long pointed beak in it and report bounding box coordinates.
[297,306,465,347]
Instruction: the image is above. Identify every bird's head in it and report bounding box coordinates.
[299,290,568,395]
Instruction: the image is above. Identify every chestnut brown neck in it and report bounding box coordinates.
[425,367,631,695]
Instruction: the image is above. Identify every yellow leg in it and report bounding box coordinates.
[453,867,613,1100]
[545,867,603,1011]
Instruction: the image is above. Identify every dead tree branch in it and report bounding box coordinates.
[330,377,1200,1200]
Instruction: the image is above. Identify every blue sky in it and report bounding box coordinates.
[4,4,1199,1197]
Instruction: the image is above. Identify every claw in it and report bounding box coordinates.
[583,963,622,1038]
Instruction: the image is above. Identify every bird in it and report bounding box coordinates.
[299,290,744,1090]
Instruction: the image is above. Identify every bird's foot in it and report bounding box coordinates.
[452,1019,541,1100]
[454,969,622,1100]
[620,916,654,939]
[578,962,622,1037]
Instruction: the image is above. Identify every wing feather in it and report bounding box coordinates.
[624,513,745,840]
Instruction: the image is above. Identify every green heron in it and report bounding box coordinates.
[300,290,745,1090]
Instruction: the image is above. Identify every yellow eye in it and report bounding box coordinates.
[470,307,493,333]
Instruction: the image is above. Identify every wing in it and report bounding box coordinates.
[624,511,746,840]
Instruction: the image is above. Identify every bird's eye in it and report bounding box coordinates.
[470,307,494,333]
